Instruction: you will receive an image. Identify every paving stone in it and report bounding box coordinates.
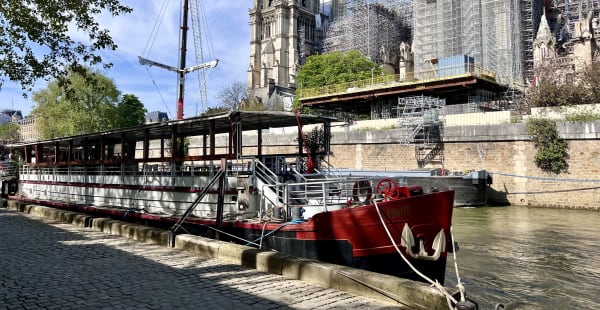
[0,208,403,309]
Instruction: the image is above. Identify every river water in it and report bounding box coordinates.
[444,206,600,309]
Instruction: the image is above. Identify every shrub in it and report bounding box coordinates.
[526,118,569,174]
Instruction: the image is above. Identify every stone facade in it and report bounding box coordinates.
[534,8,600,80]
[248,0,320,94]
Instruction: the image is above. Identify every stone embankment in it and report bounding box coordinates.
[4,200,453,309]
[214,118,600,210]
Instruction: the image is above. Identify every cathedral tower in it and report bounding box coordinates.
[248,0,320,100]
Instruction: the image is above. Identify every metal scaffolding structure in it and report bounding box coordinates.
[412,0,544,88]
[322,1,411,64]
[397,95,446,167]
[550,0,600,54]
[397,95,445,144]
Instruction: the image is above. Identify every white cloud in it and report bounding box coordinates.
[0,0,251,118]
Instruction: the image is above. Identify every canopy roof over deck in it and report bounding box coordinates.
[11,111,337,147]
[7,111,338,166]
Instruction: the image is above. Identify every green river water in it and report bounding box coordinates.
[444,206,600,309]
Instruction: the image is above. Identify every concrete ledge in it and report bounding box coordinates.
[284,258,336,289]
[174,234,222,258]
[172,233,446,306]
[89,218,170,246]
[5,201,170,246]
[5,201,452,308]
[330,266,448,309]
[217,242,253,265]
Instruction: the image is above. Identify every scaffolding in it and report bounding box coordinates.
[550,0,600,54]
[397,95,446,168]
[397,95,445,144]
[412,0,544,88]
[323,1,411,63]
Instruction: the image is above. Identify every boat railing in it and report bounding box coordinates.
[318,159,342,178]
[252,158,279,187]
[289,167,308,182]
[0,160,18,179]
[278,176,382,217]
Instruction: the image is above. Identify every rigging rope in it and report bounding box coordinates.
[143,0,171,57]
[144,66,173,119]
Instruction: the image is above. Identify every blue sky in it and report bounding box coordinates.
[0,0,252,118]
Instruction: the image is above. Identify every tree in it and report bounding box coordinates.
[0,123,20,143]
[580,61,600,104]
[0,1,131,92]
[115,94,147,128]
[296,50,384,89]
[31,67,120,138]
[217,80,248,110]
[523,62,598,109]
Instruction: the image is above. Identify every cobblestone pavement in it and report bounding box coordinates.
[0,209,402,309]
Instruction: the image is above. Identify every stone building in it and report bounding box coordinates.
[18,117,40,143]
[533,7,600,81]
[248,0,321,106]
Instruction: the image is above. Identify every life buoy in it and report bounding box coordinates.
[352,180,372,203]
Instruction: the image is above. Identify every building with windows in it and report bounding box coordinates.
[248,0,321,106]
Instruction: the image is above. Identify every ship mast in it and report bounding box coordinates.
[138,0,218,120]
[176,0,190,120]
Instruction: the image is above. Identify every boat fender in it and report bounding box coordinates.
[352,180,372,203]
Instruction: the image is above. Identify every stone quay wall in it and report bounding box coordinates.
[229,120,600,210]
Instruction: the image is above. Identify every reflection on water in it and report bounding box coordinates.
[445,206,600,310]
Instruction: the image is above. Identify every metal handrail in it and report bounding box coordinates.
[297,63,498,100]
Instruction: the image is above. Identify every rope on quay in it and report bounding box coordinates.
[490,172,600,183]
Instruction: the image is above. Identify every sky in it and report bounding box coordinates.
[0,0,252,119]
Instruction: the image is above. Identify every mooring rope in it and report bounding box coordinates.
[373,199,459,309]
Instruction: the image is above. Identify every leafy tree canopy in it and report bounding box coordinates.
[0,0,131,92]
[115,94,147,128]
[524,62,600,109]
[31,67,120,138]
[296,50,384,89]
[0,122,20,143]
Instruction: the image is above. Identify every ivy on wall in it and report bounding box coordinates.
[526,118,569,174]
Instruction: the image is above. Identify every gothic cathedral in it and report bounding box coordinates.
[248,0,321,104]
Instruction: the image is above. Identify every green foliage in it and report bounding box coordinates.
[115,94,147,128]
[200,106,229,116]
[524,62,600,108]
[241,97,268,111]
[0,0,131,92]
[0,122,21,143]
[580,62,600,104]
[565,113,600,122]
[526,118,569,174]
[296,50,383,89]
[304,126,329,155]
[31,67,120,138]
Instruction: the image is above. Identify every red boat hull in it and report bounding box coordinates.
[10,189,454,284]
